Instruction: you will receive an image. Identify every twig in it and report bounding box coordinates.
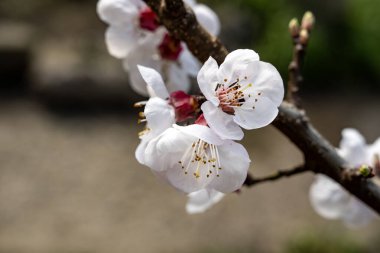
[143,0,380,215]
[244,165,308,187]
[286,13,314,107]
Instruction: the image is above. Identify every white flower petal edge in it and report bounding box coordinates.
[197,49,284,139]
[97,0,139,26]
[144,124,250,193]
[186,189,225,214]
[138,65,169,99]
[201,101,244,140]
[338,128,369,166]
[135,97,175,165]
[310,128,379,228]
[309,175,350,219]
[193,4,220,36]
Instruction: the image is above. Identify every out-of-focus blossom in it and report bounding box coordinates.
[186,189,225,214]
[310,128,379,228]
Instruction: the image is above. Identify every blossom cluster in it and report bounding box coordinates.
[97,0,378,223]
[97,0,220,96]
[310,128,379,227]
[135,49,284,213]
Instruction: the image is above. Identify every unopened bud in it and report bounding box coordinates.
[288,18,300,37]
[358,164,372,177]
[302,11,315,31]
[299,29,309,45]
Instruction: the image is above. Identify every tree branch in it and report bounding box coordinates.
[244,165,309,187]
[143,0,380,215]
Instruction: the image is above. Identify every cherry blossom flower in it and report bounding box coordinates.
[123,29,198,96]
[197,49,284,140]
[310,128,379,228]
[134,65,175,164]
[144,124,251,193]
[97,0,221,96]
[135,65,198,164]
[97,0,157,58]
[186,189,225,214]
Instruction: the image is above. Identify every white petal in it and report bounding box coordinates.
[97,0,138,26]
[217,49,259,83]
[186,189,225,214]
[342,198,377,228]
[145,97,175,135]
[137,65,169,99]
[201,101,244,140]
[369,137,380,163]
[144,128,189,172]
[193,4,220,36]
[197,56,220,105]
[309,174,350,219]
[243,61,284,107]
[183,0,197,7]
[135,137,150,164]
[166,63,191,93]
[173,124,224,146]
[338,128,369,166]
[123,45,161,96]
[179,45,201,77]
[105,26,138,58]
[208,140,250,193]
[166,162,213,193]
[233,96,279,129]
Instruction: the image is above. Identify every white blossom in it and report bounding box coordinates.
[197,49,284,140]
[123,30,195,96]
[186,189,225,214]
[144,124,251,193]
[310,128,379,228]
[135,65,175,164]
[97,0,152,58]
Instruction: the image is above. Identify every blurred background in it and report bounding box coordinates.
[0,0,379,252]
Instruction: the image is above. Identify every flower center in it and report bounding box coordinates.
[169,91,197,122]
[215,77,262,114]
[178,139,222,179]
[139,7,160,31]
[158,33,183,61]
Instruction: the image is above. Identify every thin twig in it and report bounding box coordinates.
[244,165,308,187]
[286,13,314,107]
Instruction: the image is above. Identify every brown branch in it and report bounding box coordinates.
[143,0,380,215]
[244,165,308,187]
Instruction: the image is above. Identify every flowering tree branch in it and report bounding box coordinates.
[142,0,380,214]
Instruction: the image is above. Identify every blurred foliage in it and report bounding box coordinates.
[284,233,367,253]
[205,0,380,94]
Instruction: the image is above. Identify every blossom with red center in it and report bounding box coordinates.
[197,49,284,140]
[158,33,183,61]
